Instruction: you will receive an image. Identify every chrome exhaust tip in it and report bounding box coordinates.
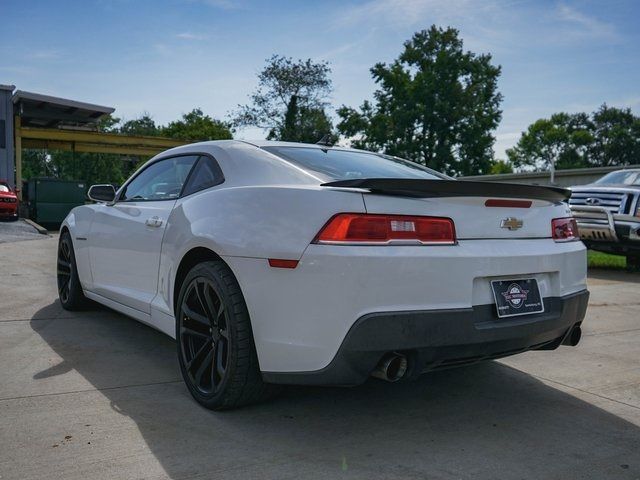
[371,353,408,382]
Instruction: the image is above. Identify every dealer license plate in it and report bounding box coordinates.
[491,278,544,318]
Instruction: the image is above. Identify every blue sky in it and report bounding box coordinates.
[2,0,639,158]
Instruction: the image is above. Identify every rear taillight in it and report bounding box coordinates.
[314,213,456,245]
[552,217,579,242]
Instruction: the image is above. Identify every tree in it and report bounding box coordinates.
[162,108,232,142]
[232,55,335,143]
[119,113,160,137]
[489,160,514,174]
[337,26,503,176]
[507,106,640,176]
[20,108,232,186]
[506,113,594,179]
[279,102,336,144]
[97,114,121,133]
[589,105,640,166]
[21,150,53,180]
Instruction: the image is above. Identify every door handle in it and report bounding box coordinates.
[145,216,163,227]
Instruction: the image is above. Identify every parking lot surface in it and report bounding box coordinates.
[1,235,639,480]
[0,219,46,243]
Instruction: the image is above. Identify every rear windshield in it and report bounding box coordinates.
[595,170,640,185]
[263,146,446,181]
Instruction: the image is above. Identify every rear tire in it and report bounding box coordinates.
[176,261,280,410]
[57,231,88,310]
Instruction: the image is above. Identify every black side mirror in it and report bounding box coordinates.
[88,184,116,203]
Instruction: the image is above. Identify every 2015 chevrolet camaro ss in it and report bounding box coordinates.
[58,140,589,410]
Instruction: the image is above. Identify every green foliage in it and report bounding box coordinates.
[162,108,232,142]
[269,100,337,144]
[119,113,160,137]
[590,105,640,166]
[337,26,503,176]
[587,250,626,270]
[21,109,232,187]
[97,114,121,132]
[506,113,593,170]
[489,160,514,174]
[507,105,640,171]
[232,55,335,143]
[21,150,50,180]
[22,149,130,187]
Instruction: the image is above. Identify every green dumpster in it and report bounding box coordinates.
[26,178,87,225]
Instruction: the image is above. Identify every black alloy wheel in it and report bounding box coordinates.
[176,261,279,410]
[179,277,230,395]
[57,236,73,304]
[57,231,87,310]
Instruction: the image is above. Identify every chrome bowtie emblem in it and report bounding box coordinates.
[585,197,600,205]
[501,217,523,230]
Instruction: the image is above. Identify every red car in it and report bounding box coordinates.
[0,181,19,220]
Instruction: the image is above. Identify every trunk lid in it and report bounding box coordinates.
[321,179,572,240]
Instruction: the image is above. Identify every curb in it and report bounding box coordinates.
[23,218,48,235]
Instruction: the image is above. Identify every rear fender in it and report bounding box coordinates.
[156,185,366,318]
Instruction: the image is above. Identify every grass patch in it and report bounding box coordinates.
[587,250,626,270]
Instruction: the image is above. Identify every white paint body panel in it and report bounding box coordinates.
[61,140,588,375]
[363,194,572,239]
[226,239,586,372]
[89,201,174,313]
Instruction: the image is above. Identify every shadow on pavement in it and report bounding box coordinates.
[588,268,640,284]
[30,301,640,479]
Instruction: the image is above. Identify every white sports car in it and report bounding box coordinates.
[59,140,589,410]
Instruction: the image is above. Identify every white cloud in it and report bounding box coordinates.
[27,50,62,60]
[494,131,522,159]
[314,39,365,62]
[336,0,475,28]
[192,0,241,9]
[332,0,523,54]
[175,32,207,40]
[556,4,620,42]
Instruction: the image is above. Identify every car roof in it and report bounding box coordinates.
[159,139,357,154]
[238,140,370,155]
[240,140,335,149]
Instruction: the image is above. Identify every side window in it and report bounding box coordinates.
[182,155,224,196]
[121,155,199,201]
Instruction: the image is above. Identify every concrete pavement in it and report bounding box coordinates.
[0,219,47,244]
[1,236,639,479]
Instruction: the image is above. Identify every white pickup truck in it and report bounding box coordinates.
[569,169,640,269]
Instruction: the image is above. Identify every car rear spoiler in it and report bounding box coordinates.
[321,178,570,203]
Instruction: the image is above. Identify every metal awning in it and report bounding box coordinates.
[12,90,115,129]
[7,89,187,199]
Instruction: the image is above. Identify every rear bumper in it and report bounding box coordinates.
[225,238,587,374]
[263,289,589,386]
